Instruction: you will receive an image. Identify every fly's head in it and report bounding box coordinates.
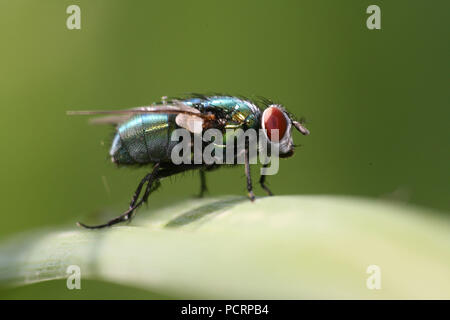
[260,104,310,158]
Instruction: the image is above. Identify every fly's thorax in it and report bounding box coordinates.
[184,96,261,129]
[182,95,262,147]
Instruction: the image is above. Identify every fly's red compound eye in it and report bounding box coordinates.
[263,106,287,142]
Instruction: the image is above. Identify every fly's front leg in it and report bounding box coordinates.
[244,144,255,202]
[259,163,273,196]
[78,163,160,229]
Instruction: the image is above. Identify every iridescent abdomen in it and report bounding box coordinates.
[110,114,177,164]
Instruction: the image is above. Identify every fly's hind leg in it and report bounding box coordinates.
[78,163,161,229]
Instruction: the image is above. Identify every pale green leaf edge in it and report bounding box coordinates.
[0,195,449,299]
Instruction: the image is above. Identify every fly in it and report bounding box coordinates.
[68,94,310,229]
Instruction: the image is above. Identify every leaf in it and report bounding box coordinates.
[0,196,449,299]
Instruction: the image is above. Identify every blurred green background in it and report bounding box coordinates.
[0,0,448,298]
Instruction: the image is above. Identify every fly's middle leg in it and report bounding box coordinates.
[198,170,207,198]
[196,165,219,198]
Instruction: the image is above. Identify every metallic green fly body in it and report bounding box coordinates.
[68,95,309,229]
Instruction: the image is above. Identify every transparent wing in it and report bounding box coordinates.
[67,102,213,133]
[87,114,132,125]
